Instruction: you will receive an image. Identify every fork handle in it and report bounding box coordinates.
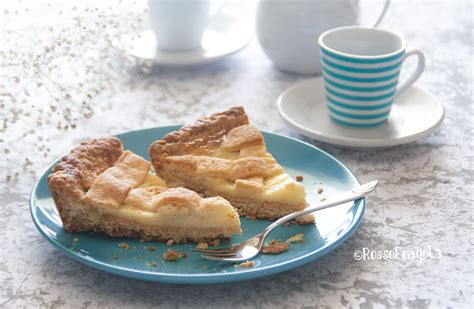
[261,181,379,238]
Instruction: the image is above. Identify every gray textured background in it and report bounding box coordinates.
[1,0,472,308]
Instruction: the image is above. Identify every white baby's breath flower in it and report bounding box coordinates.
[0,2,147,181]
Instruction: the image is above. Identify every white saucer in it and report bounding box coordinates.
[277,77,445,149]
[124,14,251,66]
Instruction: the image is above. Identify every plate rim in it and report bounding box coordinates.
[277,77,445,149]
[30,126,366,284]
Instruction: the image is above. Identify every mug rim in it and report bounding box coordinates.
[318,26,407,59]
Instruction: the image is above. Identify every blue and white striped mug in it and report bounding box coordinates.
[318,26,425,127]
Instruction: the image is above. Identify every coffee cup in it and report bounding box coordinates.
[318,26,425,127]
[148,0,210,51]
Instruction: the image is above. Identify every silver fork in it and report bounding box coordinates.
[192,181,378,262]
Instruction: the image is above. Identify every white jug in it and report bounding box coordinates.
[256,0,390,75]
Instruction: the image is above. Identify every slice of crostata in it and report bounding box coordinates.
[48,137,241,243]
[149,106,314,223]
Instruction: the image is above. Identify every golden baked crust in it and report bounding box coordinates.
[149,106,249,173]
[48,137,241,242]
[164,155,283,181]
[48,137,124,229]
[49,137,123,196]
[148,107,313,222]
[83,150,150,209]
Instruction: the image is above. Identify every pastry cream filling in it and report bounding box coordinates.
[177,144,306,205]
[115,201,240,229]
[202,173,306,205]
[113,174,240,229]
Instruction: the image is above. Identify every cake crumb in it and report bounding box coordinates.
[163,249,181,261]
[166,239,175,246]
[72,237,79,243]
[208,239,220,247]
[296,175,304,182]
[320,197,327,202]
[286,233,305,244]
[261,240,288,254]
[238,261,256,268]
[112,255,118,260]
[117,242,129,250]
[317,186,324,194]
[196,242,208,250]
[149,261,158,267]
[145,246,157,252]
[246,215,256,220]
[139,239,145,243]
[182,252,189,258]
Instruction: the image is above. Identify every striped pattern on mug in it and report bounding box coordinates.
[320,47,404,127]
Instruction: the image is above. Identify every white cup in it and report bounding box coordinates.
[148,0,210,51]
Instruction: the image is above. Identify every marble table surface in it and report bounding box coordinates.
[0,0,472,308]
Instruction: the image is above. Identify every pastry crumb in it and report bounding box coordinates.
[208,239,220,247]
[149,261,158,267]
[72,237,79,243]
[295,214,315,225]
[196,242,208,250]
[296,175,304,182]
[246,215,257,220]
[317,186,324,194]
[238,261,256,268]
[166,239,175,246]
[145,246,157,251]
[261,240,288,254]
[112,255,118,260]
[286,233,305,244]
[117,242,129,250]
[163,249,181,261]
[320,197,327,202]
[182,252,189,258]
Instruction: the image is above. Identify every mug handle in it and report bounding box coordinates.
[395,49,426,98]
[368,0,391,27]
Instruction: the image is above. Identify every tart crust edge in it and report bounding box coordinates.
[148,106,250,173]
[47,137,124,232]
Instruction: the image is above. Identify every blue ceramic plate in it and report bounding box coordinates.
[30,126,365,284]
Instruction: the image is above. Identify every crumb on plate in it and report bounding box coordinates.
[261,240,288,254]
[320,197,327,202]
[112,255,118,260]
[117,242,129,250]
[208,239,220,247]
[163,249,181,261]
[238,261,256,268]
[317,186,324,194]
[149,261,158,267]
[295,214,315,225]
[196,242,208,250]
[296,175,304,182]
[145,246,157,252]
[166,239,175,246]
[286,233,304,244]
